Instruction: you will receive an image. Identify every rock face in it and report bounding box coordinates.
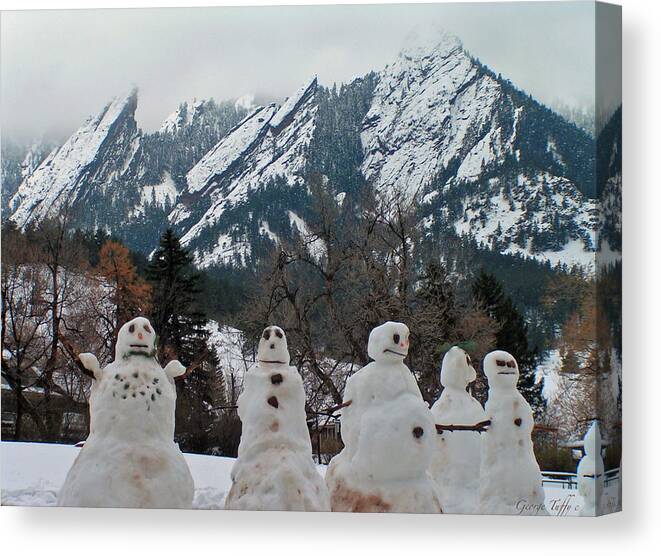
[9,91,143,229]
[362,31,598,271]
[4,32,607,275]
[170,77,319,267]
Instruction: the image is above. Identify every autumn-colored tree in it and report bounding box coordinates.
[545,283,620,443]
[96,240,151,348]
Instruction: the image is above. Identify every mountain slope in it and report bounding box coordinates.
[4,32,600,274]
[358,32,597,271]
[9,91,144,230]
[169,77,320,267]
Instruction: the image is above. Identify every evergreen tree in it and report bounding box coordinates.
[146,228,218,453]
[472,270,545,417]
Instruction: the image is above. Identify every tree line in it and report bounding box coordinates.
[2,190,614,468]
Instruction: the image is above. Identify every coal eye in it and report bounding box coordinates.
[128,324,135,333]
[496,359,506,367]
[263,330,271,340]
[144,324,151,333]
[393,333,400,344]
[275,329,283,339]
[507,360,516,368]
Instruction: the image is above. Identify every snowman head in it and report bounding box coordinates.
[257,325,290,365]
[367,321,410,364]
[583,420,602,458]
[440,346,476,389]
[483,349,519,389]
[115,317,157,361]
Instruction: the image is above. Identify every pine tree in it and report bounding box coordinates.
[146,228,218,453]
[472,270,545,417]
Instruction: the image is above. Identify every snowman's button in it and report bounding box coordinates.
[267,396,279,408]
[412,426,424,438]
[514,418,522,427]
[271,373,283,385]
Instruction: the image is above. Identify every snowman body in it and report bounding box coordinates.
[430,347,485,514]
[479,350,548,516]
[326,322,442,513]
[577,421,605,516]
[58,318,193,509]
[225,326,330,512]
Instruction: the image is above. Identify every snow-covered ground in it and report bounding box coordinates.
[1,441,233,509]
[1,441,619,515]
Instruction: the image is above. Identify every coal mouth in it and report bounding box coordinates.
[129,344,149,349]
[383,348,406,357]
[497,371,516,375]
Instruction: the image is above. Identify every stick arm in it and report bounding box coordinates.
[435,419,492,434]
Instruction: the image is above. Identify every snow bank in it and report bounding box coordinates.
[1,441,620,514]
[1,442,233,510]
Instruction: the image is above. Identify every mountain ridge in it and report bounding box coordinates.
[4,33,607,274]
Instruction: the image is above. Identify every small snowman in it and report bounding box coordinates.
[577,420,605,516]
[337,321,423,458]
[58,317,194,509]
[326,322,442,513]
[430,346,486,514]
[479,350,548,516]
[224,326,330,511]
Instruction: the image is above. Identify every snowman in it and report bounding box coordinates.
[326,322,442,513]
[224,325,330,511]
[58,317,194,509]
[479,350,548,516]
[430,346,486,514]
[577,420,605,516]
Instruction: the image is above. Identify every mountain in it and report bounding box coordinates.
[596,106,622,263]
[2,138,60,217]
[4,32,602,274]
[361,32,598,271]
[5,92,247,251]
[169,77,320,267]
[8,91,143,229]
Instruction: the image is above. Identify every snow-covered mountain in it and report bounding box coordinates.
[3,32,607,274]
[170,77,319,267]
[362,32,598,271]
[8,90,144,230]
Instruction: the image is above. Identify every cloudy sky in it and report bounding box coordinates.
[1,1,608,142]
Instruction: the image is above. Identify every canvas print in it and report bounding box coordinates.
[0,1,622,516]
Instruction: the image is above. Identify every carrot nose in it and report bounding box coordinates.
[138,333,143,340]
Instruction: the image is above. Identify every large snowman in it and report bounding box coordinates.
[224,325,330,511]
[58,317,194,509]
[326,322,442,513]
[577,420,605,516]
[430,346,486,514]
[479,350,548,516]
